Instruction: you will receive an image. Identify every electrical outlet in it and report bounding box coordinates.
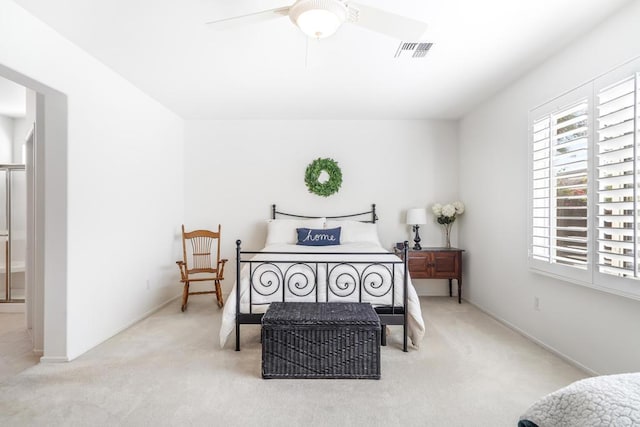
[534,296,540,311]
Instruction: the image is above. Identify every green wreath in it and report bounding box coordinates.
[304,157,342,197]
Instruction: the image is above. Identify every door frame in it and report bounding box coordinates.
[0,64,69,361]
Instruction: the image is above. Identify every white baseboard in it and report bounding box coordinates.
[466,298,599,376]
[39,356,68,363]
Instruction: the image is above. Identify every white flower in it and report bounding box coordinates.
[432,203,442,216]
[442,204,456,218]
[452,201,465,215]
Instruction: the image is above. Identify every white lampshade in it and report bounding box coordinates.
[290,0,347,39]
[406,208,427,225]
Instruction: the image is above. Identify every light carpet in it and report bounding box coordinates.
[0,297,587,426]
[0,313,39,383]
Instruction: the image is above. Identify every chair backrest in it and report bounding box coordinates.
[181,224,222,274]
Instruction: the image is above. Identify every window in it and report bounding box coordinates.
[529,58,640,299]
[531,100,589,270]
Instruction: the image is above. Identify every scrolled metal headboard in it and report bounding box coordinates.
[271,204,378,223]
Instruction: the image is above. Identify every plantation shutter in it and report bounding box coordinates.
[596,73,639,278]
[531,100,589,270]
[529,58,640,298]
[531,117,551,262]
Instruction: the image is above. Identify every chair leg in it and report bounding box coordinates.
[181,283,190,312]
[215,280,224,308]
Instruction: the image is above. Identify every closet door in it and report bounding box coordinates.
[10,169,26,301]
[0,169,6,301]
[0,167,26,302]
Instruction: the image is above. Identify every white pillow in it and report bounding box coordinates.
[265,218,325,245]
[325,220,381,246]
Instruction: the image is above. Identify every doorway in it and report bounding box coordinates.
[0,76,38,378]
[0,62,69,364]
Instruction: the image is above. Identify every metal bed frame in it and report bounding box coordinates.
[234,204,410,352]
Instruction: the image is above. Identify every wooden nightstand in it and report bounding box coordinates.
[395,247,464,303]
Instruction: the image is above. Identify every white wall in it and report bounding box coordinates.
[459,1,640,374]
[11,117,26,163]
[12,89,35,164]
[185,120,459,296]
[0,115,13,162]
[0,0,184,360]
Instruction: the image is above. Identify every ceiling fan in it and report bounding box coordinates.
[206,0,429,41]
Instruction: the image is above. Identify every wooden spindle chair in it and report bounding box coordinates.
[176,224,227,311]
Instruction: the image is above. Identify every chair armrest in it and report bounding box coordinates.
[218,258,228,279]
[176,260,187,280]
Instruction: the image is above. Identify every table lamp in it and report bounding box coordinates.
[406,208,427,250]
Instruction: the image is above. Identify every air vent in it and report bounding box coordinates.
[394,42,433,59]
[346,4,359,22]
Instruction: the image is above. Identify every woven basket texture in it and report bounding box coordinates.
[262,302,381,379]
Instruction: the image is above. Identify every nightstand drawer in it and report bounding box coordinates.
[408,253,430,276]
[431,252,460,278]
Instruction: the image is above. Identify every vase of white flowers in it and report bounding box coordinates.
[432,201,465,248]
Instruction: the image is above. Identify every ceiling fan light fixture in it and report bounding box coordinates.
[289,0,347,39]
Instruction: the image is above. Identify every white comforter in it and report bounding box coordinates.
[219,242,425,348]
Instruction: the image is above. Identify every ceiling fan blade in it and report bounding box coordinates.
[348,2,428,41]
[205,6,290,30]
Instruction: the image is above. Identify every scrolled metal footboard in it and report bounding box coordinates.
[235,240,409,352]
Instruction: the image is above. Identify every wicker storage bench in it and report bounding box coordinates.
[261,302,381,379]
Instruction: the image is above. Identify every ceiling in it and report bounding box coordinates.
[13,0,633,120]
[0,76,26,118]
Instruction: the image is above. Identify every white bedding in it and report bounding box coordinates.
[519,373,640,427]
[219,242,426,349]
